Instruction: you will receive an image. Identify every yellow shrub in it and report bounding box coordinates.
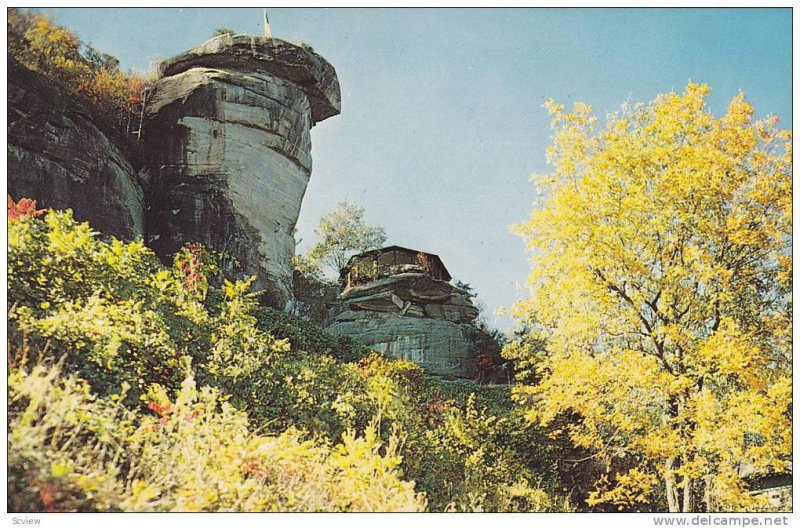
[8,362,427,512]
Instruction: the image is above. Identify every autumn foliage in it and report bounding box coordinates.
[7,8,148,133]
[8,195,46,221]
[8,205,574,512]
[511,84,791,512]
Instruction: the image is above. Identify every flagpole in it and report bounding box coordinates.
[263,8,272,39]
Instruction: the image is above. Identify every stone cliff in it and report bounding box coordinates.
[8,35,340,310]
[8,57,144,240]
[8,37,483,379]
[326,248,481,378]
[141,35,341,308]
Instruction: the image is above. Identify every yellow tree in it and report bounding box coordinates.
[19,12,91,90]
[8,10,147,131]
[511,84,791,512]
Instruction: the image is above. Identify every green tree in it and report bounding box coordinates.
[511,85,791,512]
[299,200,387,277]
[213,27,236,37]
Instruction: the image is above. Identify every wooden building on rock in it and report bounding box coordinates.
[340,245,451,290]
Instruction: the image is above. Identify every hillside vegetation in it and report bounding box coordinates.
[8,200,581,512]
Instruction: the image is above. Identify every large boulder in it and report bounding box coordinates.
[328,312,479,378]
[335,273,478,323]
[7,57,144,240]
[158,34,339,122]
[327,273,481,378]
[141,35,340,309]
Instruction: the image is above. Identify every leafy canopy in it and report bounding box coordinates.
[298,200,387,277]
[510,84,791,512]
[7,8,148,131]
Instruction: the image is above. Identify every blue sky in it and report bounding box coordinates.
[36,7,793,331]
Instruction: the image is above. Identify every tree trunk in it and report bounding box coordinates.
[665,457,681,512]
[665,458,698,512]
[682,476,695,512]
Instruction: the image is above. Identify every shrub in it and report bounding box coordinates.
[399,382,576,512]
[8,201,575,512]
[254,306,371,363]
[8,206,287,403]
[8,8,148,134]
[8,362,134,512]
[8,362,426,512]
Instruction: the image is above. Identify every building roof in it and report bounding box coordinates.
[343,245,452,282]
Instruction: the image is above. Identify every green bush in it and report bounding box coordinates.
[8,208,287,404]
[8,202,574,512]
[9,209,188,400]
[8,362,134,512]
[8,362,426,512]
[395,378,582,511]
[254,306,371,363]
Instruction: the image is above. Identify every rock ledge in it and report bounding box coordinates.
[158,34,340,122]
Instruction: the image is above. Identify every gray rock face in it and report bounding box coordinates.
[159,34,340,123]
[141,35,340,308]
[7,58,144,240]
[327,272,481,378]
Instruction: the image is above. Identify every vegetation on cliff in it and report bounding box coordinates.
[294,199,388,279]
[7,8,148,134]
[291,199,386,324]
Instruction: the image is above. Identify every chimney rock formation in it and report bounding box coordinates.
[141,34,340,308]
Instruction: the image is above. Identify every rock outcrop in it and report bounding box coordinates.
[7,36,487,379]
[7,57,144,240]
[327,268,481,378]
[141,34,340,308]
